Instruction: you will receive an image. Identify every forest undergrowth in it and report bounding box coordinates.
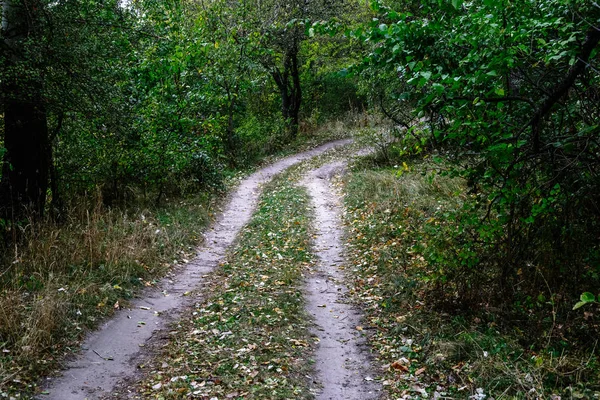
[342,150,600,399]
[0,191,215,397]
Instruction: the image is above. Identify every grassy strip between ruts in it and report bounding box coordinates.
[342,160,600,399]
[136,175,316,399]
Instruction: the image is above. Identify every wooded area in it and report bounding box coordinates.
[358,0,600,329]
[0,0,363,216]
[1,0,599,397]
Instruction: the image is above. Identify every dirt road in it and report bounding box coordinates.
[39,139,380,399]
[302,162,380,400]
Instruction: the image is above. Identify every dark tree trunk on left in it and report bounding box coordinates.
[1,0,50,219]
[1,97,50,218]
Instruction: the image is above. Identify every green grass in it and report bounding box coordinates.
[137,176,316,399]
[342,162,600,399]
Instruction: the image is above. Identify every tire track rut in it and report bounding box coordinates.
[301,161,380,400]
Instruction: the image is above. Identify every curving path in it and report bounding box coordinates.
[39,139,352,400]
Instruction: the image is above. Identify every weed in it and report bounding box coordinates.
[342,162,600,399]
[0,195,212,397]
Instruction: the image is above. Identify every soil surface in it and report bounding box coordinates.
[38,139,352,400]
[301,162,380,400]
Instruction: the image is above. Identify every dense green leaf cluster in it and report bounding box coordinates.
[0,0,361,215]
[354,0,600,336]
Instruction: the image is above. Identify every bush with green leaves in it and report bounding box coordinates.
[353,0,600,344]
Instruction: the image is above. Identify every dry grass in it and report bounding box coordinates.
[0,194,212,397]
[342,162,600,399]
[282,110,374,155]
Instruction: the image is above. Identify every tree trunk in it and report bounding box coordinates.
[1,99,50,218]
[1,0,51,219]
[288,44,301,137]
[271,36,302,138]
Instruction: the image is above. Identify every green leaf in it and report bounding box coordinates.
[573,301,587,310]
[581,292,596,302]
[573,292,596,310]
[451,0,463,9]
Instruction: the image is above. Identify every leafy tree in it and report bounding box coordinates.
[0,0,363,222]
[221,0,352,136]
[354,0,600,324]
[1,0,144,215]
[193,0,264,163]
